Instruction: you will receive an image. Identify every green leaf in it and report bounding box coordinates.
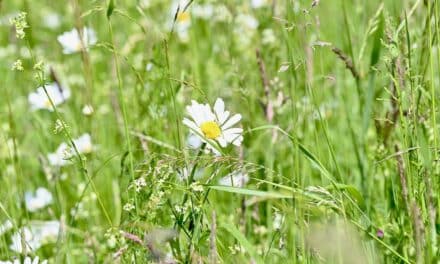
[369,9,384,67]
[362,5,384,133]
[107,0,115,18]
[327,184,366,209]
[209,185,292,199]
[220,221,264,264]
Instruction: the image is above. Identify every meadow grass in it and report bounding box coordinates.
[0,0,439,263]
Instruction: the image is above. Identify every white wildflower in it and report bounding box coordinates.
[24,187,53,212]
[123,203,135,212]
[28,83,70,111]
[10,221,60,253]
[190,182,204,192]
[0,220,13,236]
[47,133,93,167]
[146,62,154,72]
[273,212,284,230]
[9,12,28,39]
[262,28,276,45]
[171,0,191,42]
[57,27,97,54]
[11,60,24,71]
[183,98,243,152]
[131,177,147,192]
[82,104,94,116]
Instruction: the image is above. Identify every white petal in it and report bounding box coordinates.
[202,104,216,121]
[213,98,225,118]
[232,136,243,146]
[187,133,203,149]
[223,128,243,135]
[187,101,206,125]
[221,114,242,130]
[218,110,230,125]
[217,136,227,147]
[24,257,31,264]
[183,118,200,133]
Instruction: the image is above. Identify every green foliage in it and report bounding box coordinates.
[0,0,439,263]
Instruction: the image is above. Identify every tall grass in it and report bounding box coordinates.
[0,0,439,263]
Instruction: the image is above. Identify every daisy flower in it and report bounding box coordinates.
[183,98,243,151]
[171,0,191,42]
[10,221,60,253]
[57,27,97,54]
[28,83,70,111]
[24,187,53,212]
[47,133,93,167]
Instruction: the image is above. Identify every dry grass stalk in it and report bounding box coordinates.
[331,47,360,80]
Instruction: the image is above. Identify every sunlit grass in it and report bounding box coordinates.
[0,0,439,263]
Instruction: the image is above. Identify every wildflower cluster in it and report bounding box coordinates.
[9,12,28,39]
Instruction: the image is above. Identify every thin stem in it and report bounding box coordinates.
[107,16,137,208]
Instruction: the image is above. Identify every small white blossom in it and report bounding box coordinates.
[190,182,204,192]
[33,60,44,71]
[11,60,23,71]
[82,104,94,116]
[10,221,60,253]
[9,12,28,39]
[131,177,147,192]
[47,133,93,167]
[171,0,191,42]
[262,28,276,45]
[273,212,284,230]
[28,83,70,111]
[146,62,154,72]
[123,203,135,212]
[24,187,53,212]
[0,220,13,236]
[57,27,97,54]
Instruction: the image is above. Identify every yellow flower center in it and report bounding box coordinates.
[200,121,221,139]
[177,11,190,23]
[75,41,83,52]
[44,99,52,108]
